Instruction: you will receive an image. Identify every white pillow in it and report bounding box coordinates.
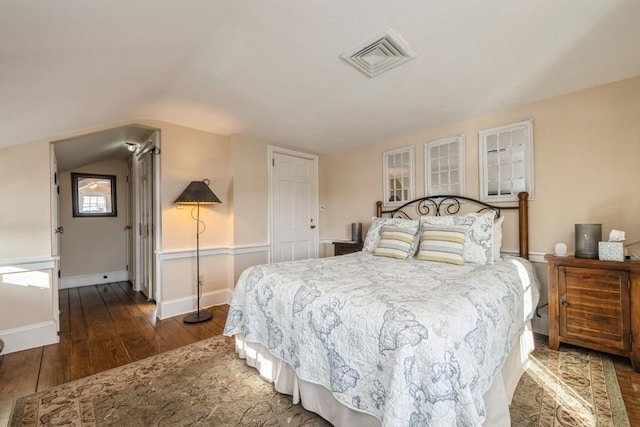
[493,215,504,262]
[363,217,420,253]
[420,211,497,265]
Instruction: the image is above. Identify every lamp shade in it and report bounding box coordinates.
[173,180,221,205]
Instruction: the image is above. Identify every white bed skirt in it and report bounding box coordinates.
[233,321,534,426]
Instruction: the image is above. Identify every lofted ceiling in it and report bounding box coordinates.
[53,125,154,172]
[1,1,640,157]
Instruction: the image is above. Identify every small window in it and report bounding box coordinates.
[383,145,415,207]
[424,135,465,196]
[478,120,534,202]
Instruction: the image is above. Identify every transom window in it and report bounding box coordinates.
[383,145,414,206]
[424,135,465,196]
[478,119,534,202]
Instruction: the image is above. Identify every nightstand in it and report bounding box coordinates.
[545,255,640,372]
[332,241,363,256]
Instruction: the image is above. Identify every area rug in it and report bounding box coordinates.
[509,337,629,427]
[10,336,629,426]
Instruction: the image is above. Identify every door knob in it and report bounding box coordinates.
[55,226,64,234]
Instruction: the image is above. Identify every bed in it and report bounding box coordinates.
[224,192,540,426]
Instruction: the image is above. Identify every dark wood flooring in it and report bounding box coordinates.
[0,282,227,426]
[0,282,638,425]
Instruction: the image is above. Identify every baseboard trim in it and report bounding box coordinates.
[157,289,233,320]
[59,270,128,289]
[0,321,59,355]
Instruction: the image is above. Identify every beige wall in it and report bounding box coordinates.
[229,135,269,246]
[59,159,129,276]
[321,76,640,257]
[0,141,51,259]
[143,120,234,313]
[0,141,57,352]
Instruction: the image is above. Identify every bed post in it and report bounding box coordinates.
[376,201,383,218]
[518,192,529,260]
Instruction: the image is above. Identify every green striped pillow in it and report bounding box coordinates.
[417,224,467,265]
[373,225,419,260]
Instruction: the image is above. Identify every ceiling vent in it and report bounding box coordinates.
[340,27,417,78]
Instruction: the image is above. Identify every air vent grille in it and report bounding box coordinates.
[341,27,417,78]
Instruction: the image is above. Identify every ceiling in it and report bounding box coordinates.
[2,1,640,158]
[53,126,154,172]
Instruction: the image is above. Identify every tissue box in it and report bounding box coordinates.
[598,241,624,262]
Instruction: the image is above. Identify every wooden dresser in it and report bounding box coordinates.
[546,255,640,372]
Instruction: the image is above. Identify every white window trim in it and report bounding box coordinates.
[424,135,465,196]
[478,119,534,202]
[382,145,415,207]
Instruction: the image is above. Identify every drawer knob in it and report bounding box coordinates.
[560,299,569,307]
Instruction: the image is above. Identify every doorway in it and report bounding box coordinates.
[269,147,319,263]
[51,125,160,302]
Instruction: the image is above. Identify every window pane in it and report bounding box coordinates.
[402,152,409,164]
[440,172,449,185]
[439,144,449,157]
[431,158,440,172]
[498,131,511,149]
[500,179,512,195]
[513,178,526,193]
[513,161,525,178]
[512,145,525,162]
[449,141,458,153]
[488,180,499,195]
[487,150,499,166]
[487,134,498,151]
[512,128,526,147]
[431,172,439,185]
[501,163,512,178]
[450,172,458,184]
[449,155,458,169]
[488,165,499,181]
[440,157,449,170]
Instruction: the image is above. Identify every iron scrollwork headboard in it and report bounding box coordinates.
[376,192,530,259]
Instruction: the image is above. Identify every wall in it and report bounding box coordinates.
[58,158,129,287]
[321,76,640,257]
[229,135,270,282]
[0,141,58,353]
[142,121,231,318]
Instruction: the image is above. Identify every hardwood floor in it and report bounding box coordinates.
[1,282,639,425]
[0,282,226,426]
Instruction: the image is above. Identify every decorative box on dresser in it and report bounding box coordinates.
[332,241,363,256]
[545,254,640,372]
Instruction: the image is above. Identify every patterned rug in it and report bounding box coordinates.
[10,335,629,426]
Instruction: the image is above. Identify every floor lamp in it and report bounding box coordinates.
[174,179,221,323]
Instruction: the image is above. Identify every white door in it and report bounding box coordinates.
[50,145,61,331]
[270,150,318,263]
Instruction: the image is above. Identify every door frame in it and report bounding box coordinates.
[267,145,319,263]
[131,129,161,302]
[49,144,60,332]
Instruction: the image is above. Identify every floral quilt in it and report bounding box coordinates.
[224,252,540,426]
